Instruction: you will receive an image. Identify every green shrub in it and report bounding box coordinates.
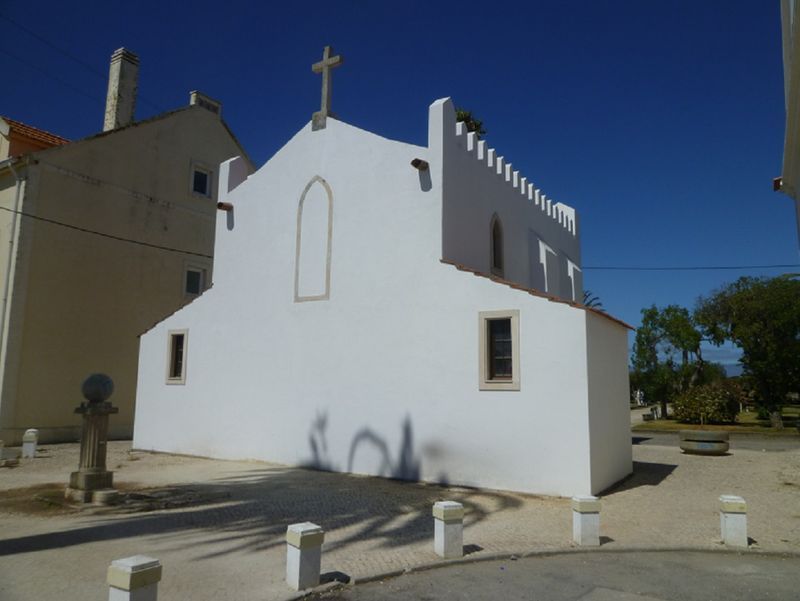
[673,382,739,424]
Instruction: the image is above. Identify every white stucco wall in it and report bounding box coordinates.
[134,100,629,496]
[586,311,633,493]
[437,102,581,301]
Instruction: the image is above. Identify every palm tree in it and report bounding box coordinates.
[583,290,604,311]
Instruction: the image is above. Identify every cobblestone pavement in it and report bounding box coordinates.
[0,439,798,601]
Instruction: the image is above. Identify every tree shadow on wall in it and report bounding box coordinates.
[346,416,420,481]
[305,412,420,482]
[307,410,337,471]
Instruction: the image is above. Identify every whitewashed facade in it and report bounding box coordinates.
[133,98,632,496]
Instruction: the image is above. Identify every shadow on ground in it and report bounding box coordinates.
[601,461,677,495]
[0,465,523,560]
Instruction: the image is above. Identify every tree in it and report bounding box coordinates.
[455,109,486,139]
[695,276,800,428]
[582,290,604,310]
[631,304,720,419]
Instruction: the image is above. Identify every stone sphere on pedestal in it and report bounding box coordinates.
[82,373,114,403]
[67,373,118,504]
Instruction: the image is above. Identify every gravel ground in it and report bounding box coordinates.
[0,439,798,601]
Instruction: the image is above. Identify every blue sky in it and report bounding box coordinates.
[2,1,797,368]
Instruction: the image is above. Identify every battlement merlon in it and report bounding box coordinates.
[427,97,578,237]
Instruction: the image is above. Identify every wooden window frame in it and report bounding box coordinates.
[478,310,520,391]
[166,329,189,385]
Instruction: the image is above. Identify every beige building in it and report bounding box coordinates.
[0,48,253,444]
[780,0,800,247]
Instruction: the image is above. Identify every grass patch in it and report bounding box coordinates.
[0,484,75,515]
[633,405,799,436]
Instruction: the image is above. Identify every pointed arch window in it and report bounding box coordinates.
[490,214,504,277]
[294,176,333,302]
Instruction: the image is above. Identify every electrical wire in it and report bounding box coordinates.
[0,48,105,106]
[0,12,165,112]
[0,205,213,259]
[4,197,793,271]
[0,13,108,79]
[583,264,800,271]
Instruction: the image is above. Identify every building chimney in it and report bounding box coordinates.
[189,91,222,117]
[103,48,139,132]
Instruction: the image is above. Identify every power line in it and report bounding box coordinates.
[0,205,213,259]
[2,200,796,271]
[583,264,800,271]
[0,48,105,106]
[37,159,215,220]
[0,13,109,80]
[0,12,165,112]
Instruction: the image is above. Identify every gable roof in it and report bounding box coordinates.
[23,106,254,171]
[1,116,69,147]
[440,258,634,331]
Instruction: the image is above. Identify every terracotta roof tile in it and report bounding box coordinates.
[2,116,69,147]
[441,258,634,330]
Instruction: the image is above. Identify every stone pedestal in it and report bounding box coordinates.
[107,555,162,601]
[720,495,748,548]
[66,374,119,504]
[433,501,464,559]
[286,522,324,591]
[572,495,601,547]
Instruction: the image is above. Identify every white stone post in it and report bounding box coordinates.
[433,501,464,559]
[21,428,38,459]
[572,495,601,546]
[107,555,162,601]
[286,522,324,591]
[720,495,748,548]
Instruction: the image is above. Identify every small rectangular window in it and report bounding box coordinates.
[191,165,212,197]
[185,267,205,297]
[193,170,209,195]
[479,310,520,391]
[488,319,513,380]
[166,329,188,384]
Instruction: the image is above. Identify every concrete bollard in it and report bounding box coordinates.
[572,495,601,546]
[433,501,464,559]
[286,522,324,591]
[720,495,748,548]
[21,428,38,459]
[107,555,162,601]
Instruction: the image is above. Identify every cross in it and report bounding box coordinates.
[311,46,343,130]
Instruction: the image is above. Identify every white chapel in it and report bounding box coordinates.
[133,49,632,496]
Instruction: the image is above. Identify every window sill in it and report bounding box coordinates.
[479,380,520,391]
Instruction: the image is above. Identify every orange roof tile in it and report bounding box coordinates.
[2,116,69,147]
[440,258,635,330]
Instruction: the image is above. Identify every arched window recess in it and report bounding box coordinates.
[490,213,504,277]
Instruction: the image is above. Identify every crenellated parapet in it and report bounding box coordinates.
[452,120,577,236]
[430,97,582,302]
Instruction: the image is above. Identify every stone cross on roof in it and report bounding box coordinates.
[311,46,343,131]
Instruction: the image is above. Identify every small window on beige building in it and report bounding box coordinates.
[478,310,520,391]
[185,266,206,297]
[191,164,213,197]
[166,329,188,384]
